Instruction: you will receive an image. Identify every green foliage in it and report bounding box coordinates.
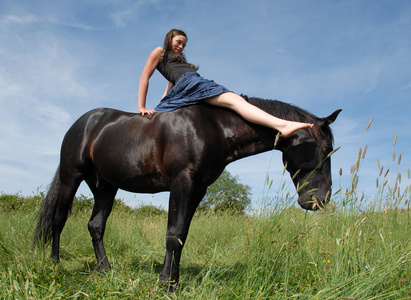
[71,195,139,214]
[134,204,167,216]
[201,169,251,214]
[71,194,94,213]
[0,193,42,211]
[0,193,166,216]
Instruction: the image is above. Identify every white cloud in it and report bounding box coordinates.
[1,14,38,25]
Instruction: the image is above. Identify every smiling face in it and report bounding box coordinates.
[171,35,187,55]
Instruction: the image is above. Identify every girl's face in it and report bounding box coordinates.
[171,35,187,55]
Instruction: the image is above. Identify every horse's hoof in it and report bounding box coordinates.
[50,255,60,263]
[159,277,179,293]
[98,265,111,273]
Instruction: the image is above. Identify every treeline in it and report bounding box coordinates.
[0,193,167,216]
[1,169,252,216]
[0,192,249,216]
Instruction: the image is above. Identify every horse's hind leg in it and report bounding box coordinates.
[86,176,118,271]
[51,173,83,262]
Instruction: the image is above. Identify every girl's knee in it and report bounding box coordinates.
[223,93,246,105]
[206,93,246,110]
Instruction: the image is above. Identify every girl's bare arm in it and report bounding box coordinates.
[138,47,163,115]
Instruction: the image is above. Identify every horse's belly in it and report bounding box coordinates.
[117,174,169,193]
[91,142,169,193]
[95,165,168,193]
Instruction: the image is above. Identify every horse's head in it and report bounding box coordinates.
[279,109,341,211]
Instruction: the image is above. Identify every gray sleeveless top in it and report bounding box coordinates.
[156,53,196,85]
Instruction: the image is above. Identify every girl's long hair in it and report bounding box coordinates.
[163,29,198,70]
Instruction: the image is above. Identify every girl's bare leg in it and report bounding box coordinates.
[205,92,313,137]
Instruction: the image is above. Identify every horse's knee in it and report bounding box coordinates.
[165,235,184,250]
[88,219,103,241]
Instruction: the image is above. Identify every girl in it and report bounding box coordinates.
[138,29,313,137]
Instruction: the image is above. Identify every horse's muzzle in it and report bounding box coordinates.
[298,190,331,211]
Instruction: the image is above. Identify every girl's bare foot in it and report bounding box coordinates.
[279,121,314,138]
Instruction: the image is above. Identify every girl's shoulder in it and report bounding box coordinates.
[152,47,165,59]
[145,47,165,67]
[154,46,164,52]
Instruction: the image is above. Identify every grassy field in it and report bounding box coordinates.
[0,188,409,299]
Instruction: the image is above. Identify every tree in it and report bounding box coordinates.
[200,169,251,214]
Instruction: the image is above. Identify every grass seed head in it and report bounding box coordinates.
[362,145,367,159]
[393,132,398,146]
[366,116,374,130]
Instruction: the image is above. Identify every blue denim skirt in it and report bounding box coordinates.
[154,72,231,112]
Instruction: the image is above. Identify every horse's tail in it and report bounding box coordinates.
[34,166,62,247]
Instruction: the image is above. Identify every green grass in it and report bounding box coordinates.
[0,193,409,299]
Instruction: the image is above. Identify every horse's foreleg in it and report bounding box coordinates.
[160,181,206,291]
[86,179,118,271]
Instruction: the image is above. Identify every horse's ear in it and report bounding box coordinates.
[321,109,342,126]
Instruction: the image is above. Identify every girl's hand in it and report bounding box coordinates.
[139,107,156,115]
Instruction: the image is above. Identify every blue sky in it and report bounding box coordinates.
[1,0,410,209]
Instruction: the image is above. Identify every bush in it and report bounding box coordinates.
[0,192,167,217]
[0,193,42,211]
[134,204,167,216]
[214,199,246,215]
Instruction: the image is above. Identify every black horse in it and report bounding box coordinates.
[35,96,341,289]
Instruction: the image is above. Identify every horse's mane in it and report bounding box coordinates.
[242,95,333,142]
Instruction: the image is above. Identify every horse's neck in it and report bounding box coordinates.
[226,122,278,163]
[186,104,280,162]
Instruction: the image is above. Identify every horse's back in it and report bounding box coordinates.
[59,106,253,193]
